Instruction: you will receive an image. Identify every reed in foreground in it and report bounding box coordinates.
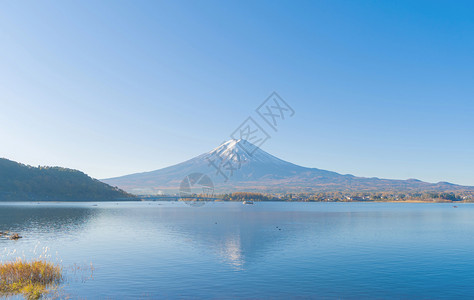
[0,258,62,299]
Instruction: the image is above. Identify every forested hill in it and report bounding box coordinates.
[0,158,136,201]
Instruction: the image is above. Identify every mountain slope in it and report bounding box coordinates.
[102,139,473,194]
[0,158,135,201]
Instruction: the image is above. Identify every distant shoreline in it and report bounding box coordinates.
[1,199,469,204]
[157,198,472,204]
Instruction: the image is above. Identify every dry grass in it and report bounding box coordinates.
[0,258,62,299]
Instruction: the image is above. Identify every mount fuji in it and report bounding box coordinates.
[102,139,471,194]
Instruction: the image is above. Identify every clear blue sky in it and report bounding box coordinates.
[1,0,474,185]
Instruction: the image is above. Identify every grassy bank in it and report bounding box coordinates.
[0,258,62,299]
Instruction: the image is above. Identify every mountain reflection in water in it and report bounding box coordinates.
[2,201,474,299]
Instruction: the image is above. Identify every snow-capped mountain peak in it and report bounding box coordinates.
[207,139,292,166]
[102,139,470,194]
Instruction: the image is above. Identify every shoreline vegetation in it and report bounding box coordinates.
[142,191,474,204]
[1,191,473,203]
[0,258,62,299]
[218,191,474,203]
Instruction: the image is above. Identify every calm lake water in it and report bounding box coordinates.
[1,201,474,299]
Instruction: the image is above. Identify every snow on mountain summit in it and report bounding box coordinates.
[102,139,470,194]
[208,139,294,167]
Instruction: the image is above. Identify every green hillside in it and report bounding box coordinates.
[0,158,136,201]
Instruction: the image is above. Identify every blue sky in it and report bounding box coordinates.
[1,0,474,185]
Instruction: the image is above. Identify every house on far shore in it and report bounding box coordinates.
[346,196,365,201]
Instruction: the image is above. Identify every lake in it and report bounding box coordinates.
[1,201,474,299]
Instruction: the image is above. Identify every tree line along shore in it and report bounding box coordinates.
[151,191,474,203]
